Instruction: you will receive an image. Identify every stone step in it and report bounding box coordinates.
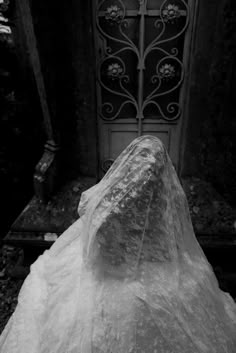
[4,229,236,249]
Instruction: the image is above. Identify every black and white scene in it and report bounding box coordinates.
[0,0,236,351]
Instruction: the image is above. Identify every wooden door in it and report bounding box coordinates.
[93,0,195,174]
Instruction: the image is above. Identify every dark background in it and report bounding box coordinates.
[0,0,236,238]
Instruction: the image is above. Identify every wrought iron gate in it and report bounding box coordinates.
[94,0,193,174]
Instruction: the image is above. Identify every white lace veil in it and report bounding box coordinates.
[74,135,236,352]
[78,135,207,277]
[1,135,235,353]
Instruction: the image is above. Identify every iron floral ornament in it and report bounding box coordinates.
[105,5,124,24]
[162,4,181,23]
[0,0,10,12]
[159,63,175,80]
[107,62,123,79]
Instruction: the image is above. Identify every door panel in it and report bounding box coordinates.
[94,0,194,174]
[100,121,171,172]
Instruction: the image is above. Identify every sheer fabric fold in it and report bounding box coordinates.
[0,135,236,353]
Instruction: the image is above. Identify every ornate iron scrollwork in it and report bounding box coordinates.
[96,0,189,128]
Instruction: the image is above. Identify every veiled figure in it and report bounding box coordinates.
[0,135,236,353]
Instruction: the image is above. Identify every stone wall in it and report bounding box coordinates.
[30,0,98,179]
[181,0,236,207]
[1,0,98,236]
[0,1,44,237]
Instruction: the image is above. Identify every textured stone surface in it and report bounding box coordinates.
[182,0,236,207]
[183,177,236,234]
[10,177,96,232]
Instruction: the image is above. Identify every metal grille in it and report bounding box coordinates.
[96,0,189,136]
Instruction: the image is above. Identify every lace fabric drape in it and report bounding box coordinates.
[0,135,236,353]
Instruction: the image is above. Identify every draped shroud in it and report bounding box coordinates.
[0,135,236,353]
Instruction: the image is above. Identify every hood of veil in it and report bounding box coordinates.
[77,135,208,278]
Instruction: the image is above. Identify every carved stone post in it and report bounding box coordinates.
[34,140,60,203]
[18,0,59,202]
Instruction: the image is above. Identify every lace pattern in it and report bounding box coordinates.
[1,135,236,353]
